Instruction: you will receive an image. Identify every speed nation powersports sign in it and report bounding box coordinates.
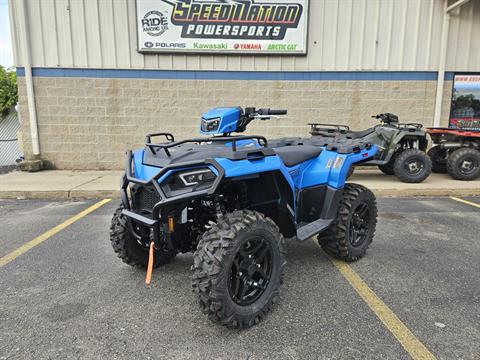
[136,0,308,54]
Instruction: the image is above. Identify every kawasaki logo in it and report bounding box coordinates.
[193,42,228,50]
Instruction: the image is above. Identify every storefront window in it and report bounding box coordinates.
[449,74,480,130]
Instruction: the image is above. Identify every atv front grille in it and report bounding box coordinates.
[132,185,161,212]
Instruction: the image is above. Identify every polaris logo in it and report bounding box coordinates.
[147,42,187,48]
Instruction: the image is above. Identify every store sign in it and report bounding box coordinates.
[450,74,480,130]
[136,0,308,54]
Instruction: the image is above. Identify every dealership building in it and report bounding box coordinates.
[8,0,480,169]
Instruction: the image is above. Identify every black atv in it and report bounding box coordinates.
[309,113,432,183]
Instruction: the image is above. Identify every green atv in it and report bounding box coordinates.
[310,113,432,183]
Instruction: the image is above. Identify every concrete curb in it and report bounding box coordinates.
[1,188,479,200]
[0,190,119,200]
[372,188,480,198]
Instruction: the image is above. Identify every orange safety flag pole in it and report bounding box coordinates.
[145,241,154,285]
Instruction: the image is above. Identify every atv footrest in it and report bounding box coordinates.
[296,218,333,241]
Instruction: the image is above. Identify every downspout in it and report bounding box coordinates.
[18,0,40,156]
[432,0,472,127]
[432,0,450,128]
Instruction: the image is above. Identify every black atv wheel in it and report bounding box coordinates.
[378,159,395,175]
[446,148,480,181]
[192,210,286,328]
[318,183,377,262]
[427,146,447,173]
[393,149,432,183]
[110,205,176,268]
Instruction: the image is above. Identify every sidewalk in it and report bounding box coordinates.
[0,169,479,200]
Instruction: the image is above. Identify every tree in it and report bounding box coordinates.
[0,66,18,117]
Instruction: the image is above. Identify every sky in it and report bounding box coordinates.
[0,0,14,68]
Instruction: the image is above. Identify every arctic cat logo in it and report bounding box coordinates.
[162,0,303,40]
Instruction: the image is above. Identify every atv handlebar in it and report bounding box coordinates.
[236,107,287,132]
[247,108,287,117]
[266,109,288,115]
[371,113,399,125]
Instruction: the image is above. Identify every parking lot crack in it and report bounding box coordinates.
[67,175,104,198]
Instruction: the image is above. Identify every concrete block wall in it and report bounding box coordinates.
[17,76,453,170]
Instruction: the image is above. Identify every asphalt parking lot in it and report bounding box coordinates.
[0,197,479,360]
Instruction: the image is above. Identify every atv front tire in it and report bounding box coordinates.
[393,149,432,183]
[318,183,377,262]
[446,148,480,180]
[110,206,176,268]
[427,146,447,173]
[378,159,395,175]
[192,210,286,328]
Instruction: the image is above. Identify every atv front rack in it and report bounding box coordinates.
[145,135,269,156]
[145,132,175,143]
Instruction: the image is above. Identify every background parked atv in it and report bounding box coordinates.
[111,106,379,329]
[427,128,480,180]
[309,113,432,183]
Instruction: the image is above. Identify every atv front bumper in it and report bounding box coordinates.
[119,150,224,247]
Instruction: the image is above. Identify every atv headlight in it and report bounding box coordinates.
[201,118,220,132]
[178,169,216,186]
[161,168,216,197]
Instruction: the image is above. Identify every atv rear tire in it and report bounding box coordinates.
[110,205,176,268]
[446,148,480,180]
[427,146,447,173]
[393,149,432,183]
[192,210,286,328]
[318,183,377,262]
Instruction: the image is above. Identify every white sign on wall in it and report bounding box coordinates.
[136,0,308,55]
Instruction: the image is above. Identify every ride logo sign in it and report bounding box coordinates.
[136,0,308,54]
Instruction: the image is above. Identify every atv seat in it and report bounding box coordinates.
[346,127,376,139]
[273,146,322,167]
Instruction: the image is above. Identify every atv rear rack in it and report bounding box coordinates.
[145,135,269,156]
[309,123,350,131]
[427,128,480,137]
[397,123,423,130]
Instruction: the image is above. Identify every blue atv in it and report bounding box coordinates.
[111,107,378,328]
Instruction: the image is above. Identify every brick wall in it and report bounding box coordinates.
[17,76,453,170]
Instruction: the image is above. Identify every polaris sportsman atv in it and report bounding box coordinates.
[309,113,432,183]
[111,107,378,328]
